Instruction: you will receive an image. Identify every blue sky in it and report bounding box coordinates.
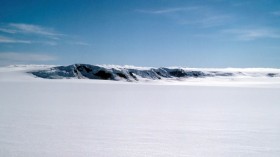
[1,0,280,67]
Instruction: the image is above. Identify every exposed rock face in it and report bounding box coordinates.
[30,64,279,81]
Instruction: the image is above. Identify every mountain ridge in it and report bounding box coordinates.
[29,64,280,81]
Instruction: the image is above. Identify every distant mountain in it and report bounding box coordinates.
[30,64,280,81]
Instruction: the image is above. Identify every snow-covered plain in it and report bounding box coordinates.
[1,65,280,157]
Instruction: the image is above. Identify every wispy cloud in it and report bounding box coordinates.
[0,23,63,45]
[0,28,17,34]
[222,28,280,40]
[0,23,89,46]
[181,15,232,28]
[136,6,232,27]
[0,52,57,64]
[230,1,252,7]
[0,35,59,46]
[71,41,90,46]
[271,11,280,16]
[0,36,31,44]
[136,7,199,14]
[0,23,64,39]
[38,41,58,46]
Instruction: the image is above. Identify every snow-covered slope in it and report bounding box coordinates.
[1,65,280,157]
[29,64,280,81]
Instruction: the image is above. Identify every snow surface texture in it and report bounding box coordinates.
[30,64,280,82]
[1,65,280,157]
